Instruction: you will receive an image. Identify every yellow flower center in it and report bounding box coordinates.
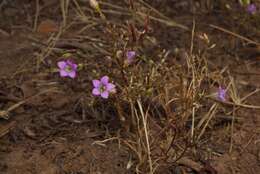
[99,85,106,92]
[65,65,72,72]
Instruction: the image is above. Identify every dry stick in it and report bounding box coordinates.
[138,0,188,30]
[229,106,236,153]
[99,0,139,21]
[137,99,153,174]
[137,12,188,30]
[197,103,217,129]
[239,133,257,155]
[224,88,260,115]
[91,43,112,55]
[0,121,16,138]
[241,88,260,102]
[60,0,69,28]
[101,9,130,16]
[209,24,260,46]
[229,75,239,153]
[73,0,87,18]
[229,75,239,103]
[138,0,169,20]
[190,19,195,54]
[76,22,99,34]
[190,19,196,140]
[92,137,119,147]
[123,140,142,164]
[33,0,40,31]
[61,0,65,27]
[27,36,51,47]
[210,97,260,109]
[99,1,127,11]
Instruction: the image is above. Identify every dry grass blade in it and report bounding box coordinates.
[210,24,260,46]
[209,97,260,109]
[92,137,119,147]
[99,1,188,30]
[73,0,87,18]
[137,0,188,30]
[33,0,40,31]
[197,103,218,140]
[137,99,153,174]
[137,12,188,30]
[60,0,70,28]
[190,19,196,140]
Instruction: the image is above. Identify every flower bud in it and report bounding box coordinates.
[89,0,106,19]
[89,0,100,11]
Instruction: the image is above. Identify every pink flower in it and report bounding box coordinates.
[126,51,136,64]
[247,4,257,14]
[57,60,78,78]
[218,87,226,102]
[92,76,116,99]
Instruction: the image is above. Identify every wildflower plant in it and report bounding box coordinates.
[48,3,244,173]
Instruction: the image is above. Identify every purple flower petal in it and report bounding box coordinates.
[67,60,77,70]
[92,88,101,96]
[58,61,67,69]
[101,91,109,99]
[219,96,225,101]
[218,87,226,101]
[60,70,68,77]
[101,76,109,85]
[68,71,76,78]
[92,80,101,88]
[247,4,257,14]
[127,51,136,59]
[106,83,115,91]
[66,60,75,64]
[72,63,78,70]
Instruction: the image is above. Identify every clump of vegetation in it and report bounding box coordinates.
[49,1,235,173]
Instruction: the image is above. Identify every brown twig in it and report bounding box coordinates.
[209,24,260,46]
